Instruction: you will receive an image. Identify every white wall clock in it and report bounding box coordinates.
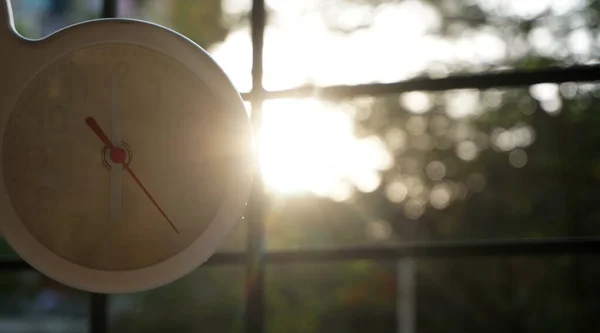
[0,0,254,293]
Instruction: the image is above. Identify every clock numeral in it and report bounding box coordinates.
[26,147,42,161]
[112,62,130,78]
[59,61,88,104]
[43,105,69,136]
[35,186,57,215]
[24,147,49,170]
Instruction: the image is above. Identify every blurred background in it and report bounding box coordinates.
[3,0,600,332]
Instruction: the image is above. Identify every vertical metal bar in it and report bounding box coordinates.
[397,258,416,333]
[245,104,266,333]
[90,3,116,332]
[102,0,117,18]
[90,293,108,333]
[250,0,265,92]
[245,0,267,333]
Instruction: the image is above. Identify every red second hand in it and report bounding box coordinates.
[85,117,179,233]
[122,164,179,233]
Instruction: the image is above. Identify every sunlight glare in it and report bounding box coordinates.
[209,27,253,93]
[259,99,392,198]
[262,1,441,90]
[209,0,571,200]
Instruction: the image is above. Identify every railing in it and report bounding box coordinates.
[2,0,600,333]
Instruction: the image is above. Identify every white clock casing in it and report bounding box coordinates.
[0,0,254,293]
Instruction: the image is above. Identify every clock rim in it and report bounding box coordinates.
[0,18,255,293]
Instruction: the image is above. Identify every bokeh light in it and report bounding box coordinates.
[509,149,528,168]
[429,185,451,210]
[404,199,425,220]
[366,220,393,240]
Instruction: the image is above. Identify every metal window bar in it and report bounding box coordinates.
[246,0,267,332]
[239,65,600,101]
[91,4,116,333]
[3,236,600,270]
[0,0,600,333]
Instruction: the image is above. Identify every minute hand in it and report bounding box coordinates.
[85,117,179,234]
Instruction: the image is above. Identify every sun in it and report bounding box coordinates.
[257,98,392,199]
[209,2,416,199]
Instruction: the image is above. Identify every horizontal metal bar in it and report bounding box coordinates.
[0,258,31,271]
[0,251,246,271]
[264,237,600,263]
[240,65,600,101]
[2,237,600,271]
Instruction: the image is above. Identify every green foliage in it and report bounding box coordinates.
[168,0,229,48]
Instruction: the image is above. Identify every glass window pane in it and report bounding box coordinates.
[266,256,597,333]
[109,265,245,333]
[11,0,102,38]
[263,0,597,90]
[417,256,598,332]
[0,271,89,333]
[266,261,396,333]
[0,238,17,257]
[216,217,247,253]
[261,83,600,249]
[121,0,252,93]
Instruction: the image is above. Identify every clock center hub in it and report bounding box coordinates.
[102,143,132,168]
[110,147,127,164]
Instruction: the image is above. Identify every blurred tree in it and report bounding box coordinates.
[262,1,600,332]
[5,0,600,332]
[135,0,230,48]
[168,0,229,47]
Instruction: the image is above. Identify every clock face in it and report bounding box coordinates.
[2,43,247,271]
